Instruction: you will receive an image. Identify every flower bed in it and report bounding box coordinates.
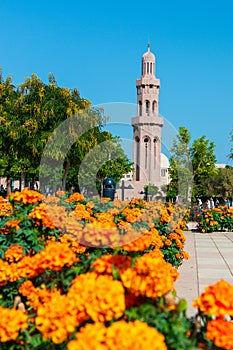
[0,189,232,349]
[197,206,233,233]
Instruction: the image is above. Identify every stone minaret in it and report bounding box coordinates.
[131,44,164,188]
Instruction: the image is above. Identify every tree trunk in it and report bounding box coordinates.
[21,168,27,190]
[7,177,11,196]
[62,161,70,191]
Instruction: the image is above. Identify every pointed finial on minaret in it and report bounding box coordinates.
[148,40,150,52]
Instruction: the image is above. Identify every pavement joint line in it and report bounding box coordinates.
[224,232,233,244]
[209,233,233,278]
[194,232,200,296]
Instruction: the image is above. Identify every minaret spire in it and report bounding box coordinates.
[148,41,150,52]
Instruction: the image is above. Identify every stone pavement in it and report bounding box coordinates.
[174,228,233,317]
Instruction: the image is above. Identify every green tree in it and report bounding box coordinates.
[144,184,159,200]
[168,126,217,202]
[16,73,90,190]
[0,71,21,193]
[70,133,133,195]
[205,166,233,199]
[168,127,193,202]
[0,70,132,195]
[191,135,217,197]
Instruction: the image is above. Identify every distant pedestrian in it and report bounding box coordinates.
[215,199,219,208]
[210,197,214,208]
[206,199,211,209]
[226,199,231,209]
[197,198,202,209]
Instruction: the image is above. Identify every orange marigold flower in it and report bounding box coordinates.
[91,254,132,275]
[121,231,152,252]
[37,241,78,271]
[0,219,21,235]
[160,208,171,223]
[181,251,190,260]
[105,320,167,350]
[19,280,35,297]
[100,197,111,203]
[67,320,167,350]
[129,198,147,207]
[0,259,12,286]
[193,279,233,317]
[121,253,178,299]
[80,224,119,247]
[0,305,28,342]
[94,212,115,224]
[68,272,125,322]
[56,190,66,197]
[164,239,172,246]
[28,203,56,229]
[4,245,24,263]
[121,207,141,222]
[67,323,107,350]
[150,227,164,249]
[35,293,80,344]
[73,203,91,221]
[0,201,12,216]
[43,195,60,204]
[206,319,233,350]
[20,281,61,311]
[0,241,78,285]
[11,187,44,205]
[65,192,85,203]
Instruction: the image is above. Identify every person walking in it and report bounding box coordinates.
[197,198,202,209]
[210,197,214,208]
[206,199,211,209]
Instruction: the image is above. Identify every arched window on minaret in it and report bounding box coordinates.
[139,101,142,116]
[145,100,150,115]
[147,62,149,74]
[144,137,149,169]
[135,136,140,181]
[152,100,157,115]
[150,62,152,74]
[153,138,157,169]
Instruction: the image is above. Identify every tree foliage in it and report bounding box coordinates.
[168,126,217,201]
[0,70,132,194]
[204,166,233,199]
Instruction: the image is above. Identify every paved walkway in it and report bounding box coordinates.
[174,228,233,317]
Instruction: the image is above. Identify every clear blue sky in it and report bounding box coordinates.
[1,0,233,164]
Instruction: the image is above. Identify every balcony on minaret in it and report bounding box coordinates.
[136,77,160,88]
[131,115,164,127]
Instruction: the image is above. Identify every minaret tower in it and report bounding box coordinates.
[131,44,164,187]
